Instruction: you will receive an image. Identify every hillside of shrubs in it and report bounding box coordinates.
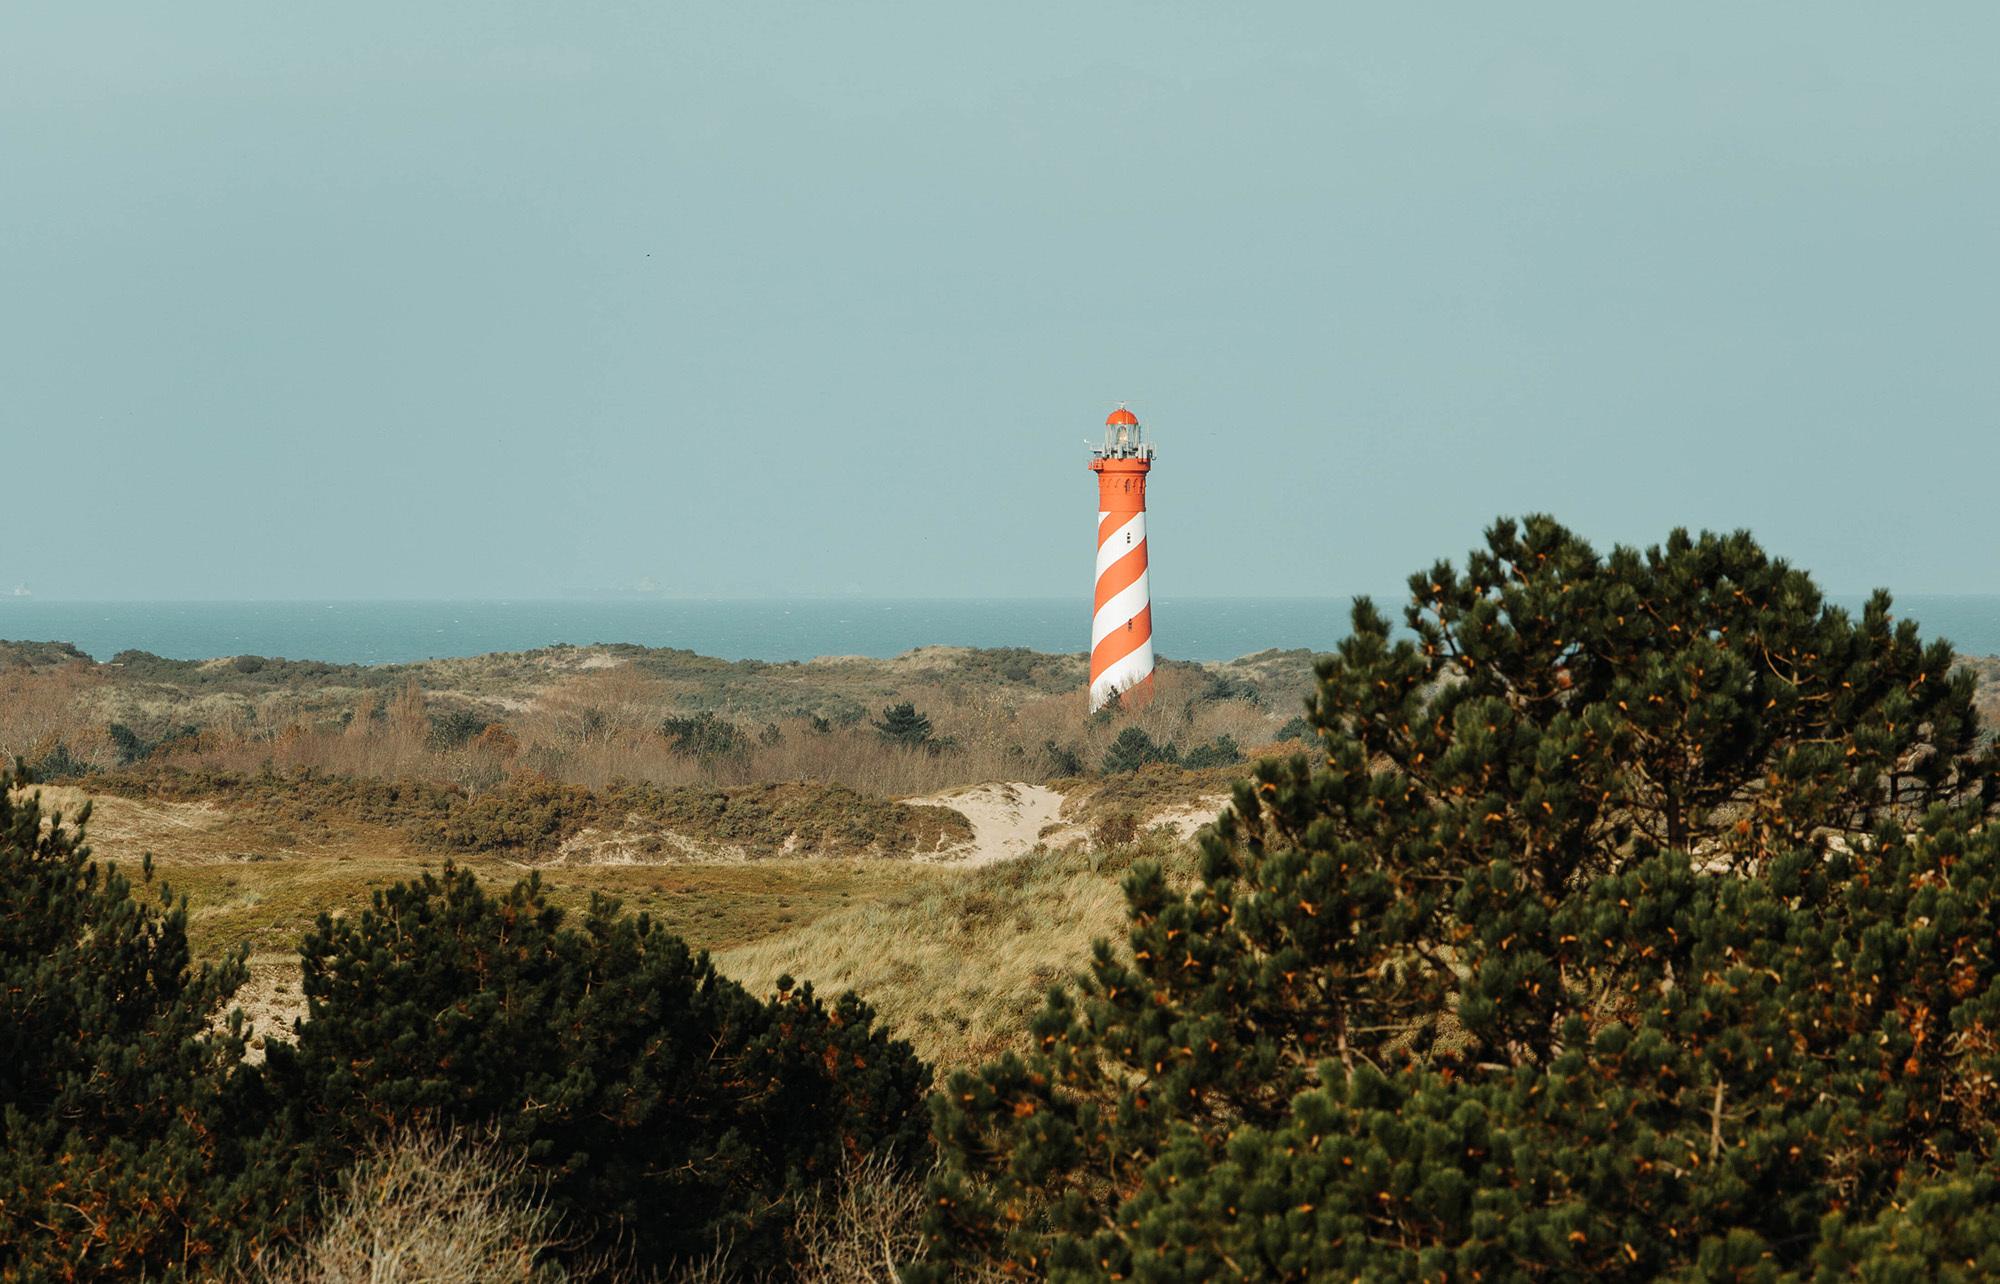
[83,766,973,861]
[8,515,2000,1280]
[0,637,1315,806]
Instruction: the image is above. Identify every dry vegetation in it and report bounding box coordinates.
[9,777,1214,1067]
[242,1131,947,1284]
[775,1154,937,1284]
[720,831,1206,1067]
[0,643,1313,797]
[86,767,973,862]
[242,1130,586,1284]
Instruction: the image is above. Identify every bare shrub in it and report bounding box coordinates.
[789,1154,931,1283]
[0,663,116,772]
[661,1155,944,1284]
[245,1129,603,1284]
[1091,810,1139,850]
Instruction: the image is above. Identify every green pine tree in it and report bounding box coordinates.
[1,765,282,1281]
[874,701,936,747]
[1180,734,1243,770]
[1101,726,1179,774]
[919,516,2000,1282]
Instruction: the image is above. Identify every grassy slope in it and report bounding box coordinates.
[718,837,1203,1068]
[23,774,1216,1067]
[25,782,959,1047]
[158,853,944,964]
[27,783,951,960]
[188,856,954,1052]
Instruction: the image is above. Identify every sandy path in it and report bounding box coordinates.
[911,782,1065,866]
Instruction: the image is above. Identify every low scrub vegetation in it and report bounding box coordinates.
[85,766,971,860]
[1097,726,1242,773]
[1055,759,1241,829]
[273,864,932,1271]
[0,642,1307,803]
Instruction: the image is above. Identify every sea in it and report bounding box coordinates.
[3,595,1999,667]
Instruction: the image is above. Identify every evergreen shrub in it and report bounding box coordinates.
[270,865,933,1272]
[873,702,936,748]
[0,766,282,1281]
[659,710,752,760]
[1100,727,1178,774]
[2,767,934,1278]
[1179,734,1242,770]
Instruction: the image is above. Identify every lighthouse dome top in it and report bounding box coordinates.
[1093,405,1154,462]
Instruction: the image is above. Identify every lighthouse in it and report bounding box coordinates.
[1088,406,1157,711]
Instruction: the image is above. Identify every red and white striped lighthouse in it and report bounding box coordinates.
[1088,405,1156,711]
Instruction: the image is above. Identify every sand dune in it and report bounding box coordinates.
[908,781,1065,866]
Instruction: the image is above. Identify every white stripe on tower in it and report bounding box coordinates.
[1094,512,1148,580]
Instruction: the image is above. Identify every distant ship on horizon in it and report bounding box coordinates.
[8,585,30,598]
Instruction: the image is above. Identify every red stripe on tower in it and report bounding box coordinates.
[1088,405,1156,711]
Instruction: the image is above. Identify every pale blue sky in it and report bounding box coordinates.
[3,4,1995,600]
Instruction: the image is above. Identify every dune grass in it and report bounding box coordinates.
[155,854,949,963]
[17,781,959,961]
[142,846,956,1054]
[718,836,1199,1068]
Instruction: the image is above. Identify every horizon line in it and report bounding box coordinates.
[7,589,1995,606]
